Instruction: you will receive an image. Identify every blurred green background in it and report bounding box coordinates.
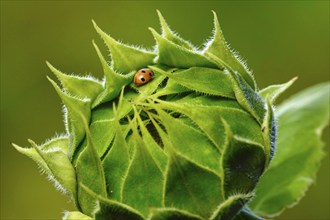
[1,1,329,219]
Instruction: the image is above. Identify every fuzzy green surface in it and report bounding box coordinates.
[2,2,329,220]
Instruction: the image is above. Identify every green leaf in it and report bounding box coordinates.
[156,108,221,174]
[172,93,241,109]
[261,98,276,167]
[149,208,204,220]
[30,139,77,200]
[156,78,191,96]
[122,118,164,216]
[150,66,235,98]
[92,42,134,107]
[102,111,130,201]
[89,120,116,157]
[203,11,256,89]
[156,10,195,50]
[13,136,69,177]
[46,61,103,102]
[39,135,69,153]
[164,148,223,218]
[136,112,167,172]
[229,71,265,123]
[259,77,297,103]
[48,77,91,159]
[93,20,156,74]
[210,194,252,220]
[80,184,144,220]
[149,28,217,69]
[63,211,93,220]
[12,141,53,179]
[91,102,114,123]
[250,83,330,217]
[156,100,264,150]
[221,120,266,197]
[13,137,77,207]
[76,122,107,216]
[148,112,173,149]
[106,89,138,121]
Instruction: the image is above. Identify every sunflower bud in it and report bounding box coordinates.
[14,11,297,220]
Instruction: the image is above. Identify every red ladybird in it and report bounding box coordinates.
[134,68,154,86]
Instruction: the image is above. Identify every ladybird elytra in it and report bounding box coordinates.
[134,68,154,86]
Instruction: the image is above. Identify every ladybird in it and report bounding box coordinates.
[134,68,154,86]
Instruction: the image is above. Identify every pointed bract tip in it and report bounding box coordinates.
[92,39,100,51]
[47,76,63,95]
[220,117,232,137]
[92,20,107,37]
[27,139,38,148]
[211,10,221,32]
[46,61,55,70]
[156,10,172,36]
[156,10,166,22]
[93,22,117,46]
[46,62,65,79]
[12,143,27,153]
[11,142,20,149]
[286,76,298,88]
[211,10,219,20]
[46,75,54,83]
[148,27,161,39]
[291,76,299,82]
[91,19,98,29]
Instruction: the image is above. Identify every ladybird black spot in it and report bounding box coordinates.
[141,77,145,82]
[141,70,146,73]
[149,73,152,76]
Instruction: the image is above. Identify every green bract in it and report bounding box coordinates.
[13,11,329,220]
